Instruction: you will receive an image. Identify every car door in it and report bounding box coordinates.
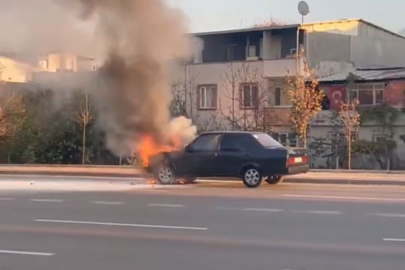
[215,134,251,177]
[175,133,221,177]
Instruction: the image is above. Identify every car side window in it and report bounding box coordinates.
[189,134,221,152]
[219,134,244,152]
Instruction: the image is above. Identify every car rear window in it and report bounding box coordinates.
[252,133,283,148]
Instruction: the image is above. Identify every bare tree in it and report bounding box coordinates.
[286,47,324,148]
[339,99,360,170]
[75,90,93,165]
[0,93,25,144]
[184,64,200,120]
[219,62,273,132]
[170,82,186,117]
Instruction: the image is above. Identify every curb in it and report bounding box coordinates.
[283,178,405,186]
[1,171,405,186]
[0,171,146,179]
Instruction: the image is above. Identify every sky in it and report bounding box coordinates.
[167,0,405,34]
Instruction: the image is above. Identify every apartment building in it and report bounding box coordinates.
[0,55,33,83]
[313,67,405,170]
[176,19,405,150]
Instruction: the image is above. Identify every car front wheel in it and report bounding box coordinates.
[242,167,263,188]
[265,175,284,185]
[156,165,176,185]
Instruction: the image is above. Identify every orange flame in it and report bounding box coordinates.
[138,135,181,167]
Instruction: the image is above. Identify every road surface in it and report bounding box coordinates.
[0,175,405,270]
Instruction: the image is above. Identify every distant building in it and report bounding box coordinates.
[177,18,405,134]
[38,54,95,73]
[0,55,33,83]
[172,19,405,170]
[314,67,405,170]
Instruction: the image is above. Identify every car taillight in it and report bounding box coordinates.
[287,155,308,166]
[287,157,295,166]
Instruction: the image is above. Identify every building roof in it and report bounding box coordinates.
[193,24,300,36]
[193,18,405,40]
[319,67,405,82]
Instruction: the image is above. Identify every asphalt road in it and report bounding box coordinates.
[0,176,405,270]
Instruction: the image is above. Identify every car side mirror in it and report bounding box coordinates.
[185,145,191,152]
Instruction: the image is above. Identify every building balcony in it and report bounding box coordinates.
[263,57,304,78]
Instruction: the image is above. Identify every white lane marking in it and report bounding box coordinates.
[0,250,54,256]
[243,208,284,213]
[35,219,208,231]
[282,194,405,202]
[367,213,405,218]
[383,238,405,242]
[291,210,343,215]
[91,201,124,205]
[31,199,64,203]
[0,198,14,201]
[217,206,237,210]
[147,203,184,208]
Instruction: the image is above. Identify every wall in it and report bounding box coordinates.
[350,36,405,67]
[77,59,94,72]
[306,32,351,68]
[43,54,80,72]
[262,31,273,59]
[357,21,405,42]
[0,56,33,83]
[315,61,354,78]
[179,61,265,130]
[302,20,360,36]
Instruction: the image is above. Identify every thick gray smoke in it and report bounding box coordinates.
[0,0,101,59]
[73,0,197,156]
[0,0,197,157]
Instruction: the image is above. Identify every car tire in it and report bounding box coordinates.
[155,164,176,185]
[265,175,284,185]
[242,167,263,188]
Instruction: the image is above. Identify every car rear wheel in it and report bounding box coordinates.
[156,165,176,185]
[265,175,284,185]
[242,167,263,188]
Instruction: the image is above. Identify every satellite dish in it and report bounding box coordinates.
[298,1,310,16]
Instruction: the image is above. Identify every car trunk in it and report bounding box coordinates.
[285,147,308,166]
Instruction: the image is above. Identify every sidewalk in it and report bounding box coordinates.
[0,165,404,185]
[0,165,144,178]
[285,172,405,185]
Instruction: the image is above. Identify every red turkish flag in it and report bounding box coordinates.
[329,86,345,111]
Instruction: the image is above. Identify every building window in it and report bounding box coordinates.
[331,132,358,144]
[349,83,384,105]
[267,87,282,106]
[227,46,234,61]
[198,85,217,110]
[373,134,387,142]
[39,59,48,70]
[274,87,281,106]
[272,132,297,147]
[248,45,256,58]
[241,83,258,108]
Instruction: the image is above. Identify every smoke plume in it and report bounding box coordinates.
[0,0,197,157]
[72,0,196,156]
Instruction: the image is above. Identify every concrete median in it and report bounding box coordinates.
[0,165,404,185]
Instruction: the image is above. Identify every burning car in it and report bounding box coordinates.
[141,131,309,188]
